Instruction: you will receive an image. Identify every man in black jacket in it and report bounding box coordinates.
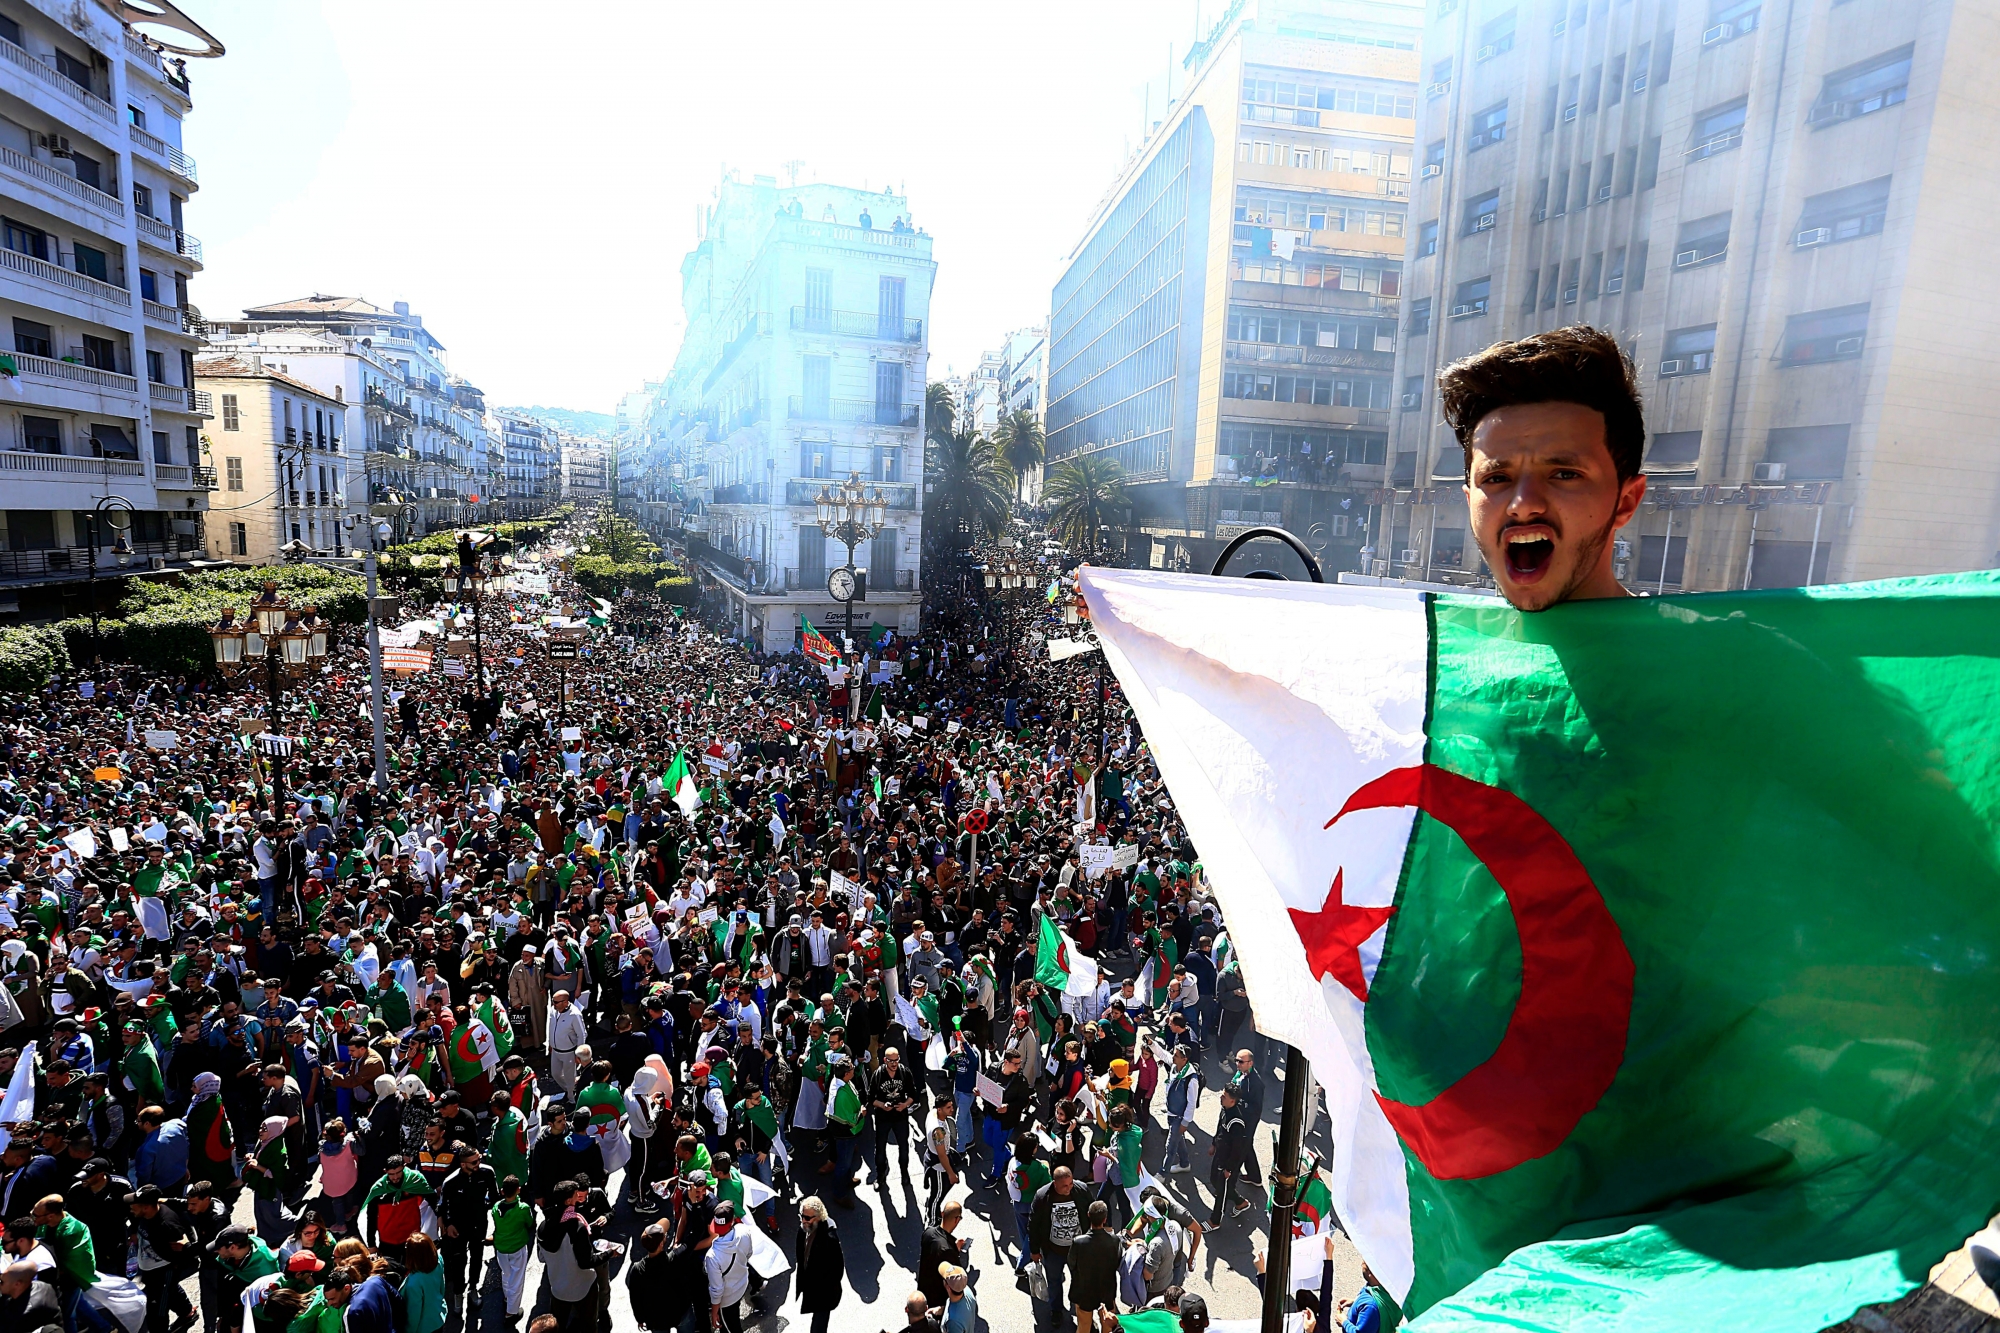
[1028,1166,1087,1315]
[1067,1200,1123,1324]
[0,1258,60,1332]
[868,1047,919,1183]
[1208,1086,1257,1225]
[64,1158,131,1278]
[915,1199,964,1311]
[127,1185,195,1333]
[436,1146,496,1310]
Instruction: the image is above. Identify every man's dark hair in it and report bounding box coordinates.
[1437,325,1645,481]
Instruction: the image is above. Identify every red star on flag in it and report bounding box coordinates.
[1289,869,1396,1003]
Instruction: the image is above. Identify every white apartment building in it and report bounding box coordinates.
[561,439,610,498]
[0,0,223,613]
[659,173,933,652]
[217,296,496,536]
[195,353,348,562]
[952,347,1007,436]
[495,413,558,517]
[1000,324,1048,418]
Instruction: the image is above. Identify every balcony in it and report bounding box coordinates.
[711,483,768,505]
[11,350,139,396]
[127,124,198,183]
[135,213,202,264]
[0,448,144,477]
[784,567,915,592]
[153,463,189,485]
[783,479,919,509]
[0,143,122,217]
[192,389,212,416]
[788,307,923,343]
[0,245,130,306]
[0,36,114,120]
[720,400,768,434]
[143,298,195,332]
[148,380,190,409]
[779,217,932,255]
[787,397,920,428]
[701,312,768,392]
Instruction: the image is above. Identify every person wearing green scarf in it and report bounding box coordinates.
[485,1091,531,1187]
[119,1023,165,1105]
[244,1115,295,1242]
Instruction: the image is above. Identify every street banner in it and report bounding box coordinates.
[382,647,433,673]
[1078,564,2000,1331]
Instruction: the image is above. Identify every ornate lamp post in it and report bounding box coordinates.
[83,494,135,662]
[209,580,310,820]
[812,471,888,661]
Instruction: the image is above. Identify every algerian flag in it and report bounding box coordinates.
[1077,564,2000,1331]
[1033,912,1098,999]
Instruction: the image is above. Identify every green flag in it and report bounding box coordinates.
[663,751,690,794]
[1080,564,2000,1332]
[1034,913,1096,997]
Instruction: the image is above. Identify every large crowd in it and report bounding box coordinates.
[0,508,1388,1333]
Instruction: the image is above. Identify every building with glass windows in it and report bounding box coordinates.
[656,173,933,651]
[1390,0,2000,590]
[1043,0,1423,574]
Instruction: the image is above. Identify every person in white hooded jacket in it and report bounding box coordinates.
[623,1062,668,1215]
[704,1200,754,1333]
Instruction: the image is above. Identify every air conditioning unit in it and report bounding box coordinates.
[1475,42,1498,60]
[148,555,166,571]
[1834,335,1864,355]
[1702,22,1733,43]
[1795,226,1832,247]
[1427,81,1451,97]
[1605,275,1624,292]
[1659,359,1685,375]
[1473,214,1496,231]
[1563,104,1579,121]
[1807,101,1854,126]
[1552,18,1568,34]
[1399,549,1421,563]
[1450,303,1476,316]
[1421,163,1442,178]
[1400,393,1421,409]
[1674,248,1701,267]
[40,134,72,158]
[1752,462,1787,482]
[1632,73,1650,92]
[1596,184,1613,201]
[1534,206,1548,221]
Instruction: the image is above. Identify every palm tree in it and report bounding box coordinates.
[1043,452,1130,559]
[923,425,1013,550]
[925,382,957,450]
[993,409,1046,502]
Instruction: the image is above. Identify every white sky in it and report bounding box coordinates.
[185,0,1209,415]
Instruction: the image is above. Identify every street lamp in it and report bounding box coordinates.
[210,580,311,820]
[812,471,888,665]
[83,495,135,662]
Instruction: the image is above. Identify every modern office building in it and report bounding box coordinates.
[194,352,348,562]
[1044,0,1423,574]
[496,413,558,516]
[658,172,933,652]
[1391,0,2000,589]
[216,296,496,536]
[0,0,224,611]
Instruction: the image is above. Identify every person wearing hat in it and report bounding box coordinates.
[125,1183,196,1333]
[703,1199,753,1333]
[64,1155,131,1277]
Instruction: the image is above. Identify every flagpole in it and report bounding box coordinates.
[1206,527,1326,1333]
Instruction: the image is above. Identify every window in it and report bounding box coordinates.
[1607,55,1626,106]
[72,242,110,283]
[1706,0,1761,42]
[1464,189,1500,233]
[53,48,92,93]
[801,356,831,419]
[152,430,172,464]
[1424,139,1446,174]
[1583,251,1603,297]
[1811,46,1913,127]
[1796,176,1891,246]
[1522,268,1540,309]
[80,335,118,372]
[877,276,905,337]
[1419,220,1439,257]
[127,104,147,130]
[1779,305,1868,365]
[1690,98,1746,158]
[3,217,49,262]
[874,360,905,421]
[1468,101,1508,150]
[1675,212,1732,267]
[221,393,240,430]
[1573,162,1592,210]
[1408,298,1432,335]
[1631,240,1649,290]
[1431,58,1453,91]
[1766,424,1849,479]
[803,268,832,325]
[1479,10,1516,55]
[1661,324,1717,375]
[1223,372,1392,408]
[1584,65,1602,114]
[1645,430,1702,471]
[1542,263,1559,308]
[1451,277,1491,318]
[90,423,134,459]
[132,182,153,217]
[1606,246,1627,292]
[1403,374,1425,407]
[11,318,51,358]
[1553,169,1569,215]
[21,416,59,455]
[1639,136,1662,190]
[1653,34,1674,86]
[1561,259,1579,303]
[185,426,199,464]
[1641,533,1688,585]
[0,15,18,46]
[797,524,826,582]
[1564,74,1580,121]
[1632,42,1652,90]
[1544,85,1560,133]
[229,523,247,557]
[225,457,244,490]
[145,350,165,383]
[869,528,897,588]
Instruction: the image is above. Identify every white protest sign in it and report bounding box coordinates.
[142,729,178,750]
[1080,844,1116,879]
[561,727,583,741]
[1112,844,1140,870]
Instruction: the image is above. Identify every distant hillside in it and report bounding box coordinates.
[500,405,616,437]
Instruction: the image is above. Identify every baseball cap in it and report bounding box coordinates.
[287,1252,325,1273]
[1178,1293,1210,1331]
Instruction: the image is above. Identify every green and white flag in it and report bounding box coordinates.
[1034,911,1098,998]
[1078,565,2000,1331]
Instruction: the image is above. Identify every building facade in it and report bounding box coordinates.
[216,296,497,536]
[1044,0,1423,574]
[658,173,933,653]
[496,413,558,515]
[0,0,224,609]
[195,353,348,562]
[1392,0,2000,589]
[561,439,611,499]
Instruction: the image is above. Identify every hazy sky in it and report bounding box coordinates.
[183,0,1209,415]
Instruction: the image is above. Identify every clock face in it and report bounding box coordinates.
[827,567,856,602]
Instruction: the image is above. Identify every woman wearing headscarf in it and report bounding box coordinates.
[396,1073,436,1161]
[187,1070,237,1195]
[360,1074,401,1183]
[243,1114,295,1241]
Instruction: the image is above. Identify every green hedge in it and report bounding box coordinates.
[656,574,696,608]
[57,565,366,676]
[0,624,70,691]
[380,506,576,592]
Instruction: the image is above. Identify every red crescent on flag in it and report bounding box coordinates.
[1329,763,1634,1180]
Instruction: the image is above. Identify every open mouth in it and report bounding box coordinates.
[1504,529,1556,579]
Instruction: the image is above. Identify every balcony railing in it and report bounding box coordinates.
[779,218,931,252]
[142,298,188,330]
[0,142,122,216]
[0,448,144,477]
[12,350,139,395]
[787,397,920,428]
[0,245,130,305]
[783,567,915,592]
[711,483,768,505]
[1226,340,1395,368]
[701,312,767,392]
[192,389,212,416]
[782,479,918,509]
[788,307,923,342]
[135,213,202,263]
[153,463,189,485]
[148,380,189,407]
[127,124,198,182]
[0,37,115,119]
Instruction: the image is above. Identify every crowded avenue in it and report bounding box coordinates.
[0,506,1377,1333]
